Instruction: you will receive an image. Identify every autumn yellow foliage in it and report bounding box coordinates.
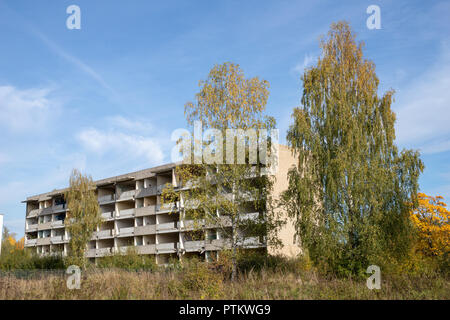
[411,193,450,257]
[5,236,25,253]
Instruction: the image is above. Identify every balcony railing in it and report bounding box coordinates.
[156,202,179,213]
[28,209,41,217]
[25,238,37,246]
[38,221,53,230]
[179,219,205,230]
[101,211,115,220]
[135,186,157,198]
[239,212,259,221]
[135,224,156,235]
[51,235,65,244]
[156,222,178,232]
[51,220,64,227]
[98,194,115,203]
[136,244,156,255]
[156,242,177,252]
[53,204,66,212]
[118,190,135,200]
[118,227,134,236]
[135,206,156,216]
[181,240,205,252]
[114,246,134,254]
[117,208,135,218]
[26,223,38,231]
[96,247,113,256]
[95,229,114,238]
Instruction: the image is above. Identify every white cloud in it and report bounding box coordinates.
[106,115,154,133]
[394,43,450,154]
[0,85,58,132]
[33,30,114,95]
[77,119,165,167]
[292,53,316,75]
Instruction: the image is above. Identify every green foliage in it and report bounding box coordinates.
[171,62,283,281]
[173,257,224,299]
[65,169,102,268]
[0,248,64,271]
[95,249,157,271]
[283,21,424,275]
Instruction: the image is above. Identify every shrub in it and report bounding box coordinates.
[95,248,157,271]
[177,257,224,299]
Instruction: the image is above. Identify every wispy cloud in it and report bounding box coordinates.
[32,30,115,95]
[76,116,165,167]
[0,85,59,133]
[292,53,316,75]
[395,42,450,154]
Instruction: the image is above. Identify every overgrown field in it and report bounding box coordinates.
[0,266,448,300]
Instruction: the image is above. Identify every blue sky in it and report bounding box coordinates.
[0,0,449,237]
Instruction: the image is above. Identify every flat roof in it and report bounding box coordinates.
[24,162,177,202]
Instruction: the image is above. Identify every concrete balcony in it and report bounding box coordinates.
[118,190,135,201]
[205,238,231,250]
[135,186,157,198]
[37,221,53,231]
[37,237,51,246]
[96,247,113,256]
[95,229,114,239]
[53,204,66,213]
[117,227,135,237]
[157,184,171,194]
[181,240,205,252]
[179,219,205,230]
[98,194,115,204]
[101,211,115,220]
[241,236,264,247]
[41,207,54,215]
[156,221,178,233]
[26,223,39,231]
[113,246,136,254]
[117,208,135,219]
[86,248,96,258]
[239,212,259,221]
[25,238,37,247]
[135,225,156,236]
[156,202,179,213]
[135,206,156,217]
[51,220,64,228]
[136,244,156,255]
[50,235,65,244]
[27,209,41,217]
[156,242,177,253]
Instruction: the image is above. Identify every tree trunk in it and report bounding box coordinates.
[231,215,237,282]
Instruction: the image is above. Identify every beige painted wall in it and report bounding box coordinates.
[267,145,301,257]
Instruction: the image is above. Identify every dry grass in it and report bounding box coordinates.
[0,268,448,300]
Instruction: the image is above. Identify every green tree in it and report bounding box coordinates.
[282,21,423,275]
[65,169,102,268]
[165,62,282,281]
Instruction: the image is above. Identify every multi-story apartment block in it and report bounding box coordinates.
[23,145,300,264]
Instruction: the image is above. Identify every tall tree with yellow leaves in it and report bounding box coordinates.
[65,169,102,268]
[282,21,424,274]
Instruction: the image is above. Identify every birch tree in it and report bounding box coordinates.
[282,22,424,274]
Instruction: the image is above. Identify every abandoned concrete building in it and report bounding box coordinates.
[23,145,300,264]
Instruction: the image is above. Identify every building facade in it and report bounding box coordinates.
[23,145,300,264]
